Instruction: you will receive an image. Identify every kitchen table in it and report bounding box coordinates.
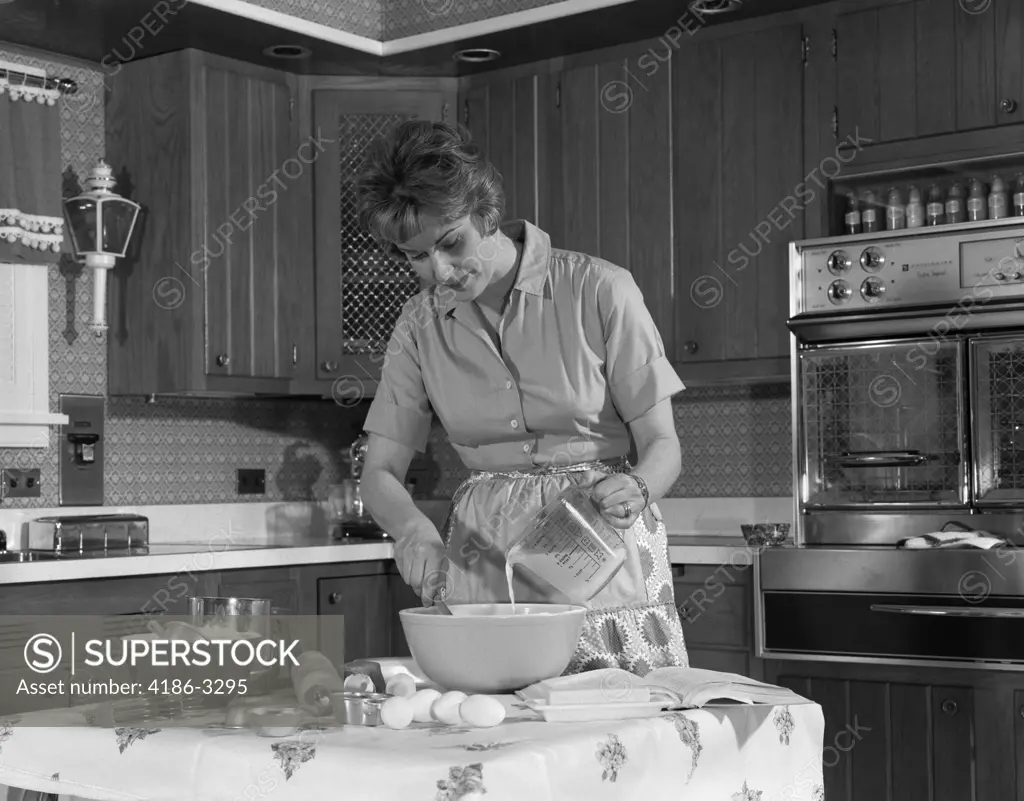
[0,696,824,801]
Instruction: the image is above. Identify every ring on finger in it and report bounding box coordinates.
[622,501,631,518]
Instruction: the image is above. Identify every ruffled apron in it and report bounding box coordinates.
[440,458,689,676]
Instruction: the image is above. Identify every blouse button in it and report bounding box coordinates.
[505,380,513,390]
[510,420,519,429]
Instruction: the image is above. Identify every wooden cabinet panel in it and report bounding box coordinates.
[310,87,447,391]
[559,65,601,259]
[200,66,295,381]
[676,582,749,648]
[995,0,1024,127]
[626,54,674,364]
[106,49,299,396]
[672,24,804,368]
[536,72,564,247]
[769,668,984,801]
[836,0,1024,144]
[318,573,391,664]
[388,566,423,658]
[956,0,997,131]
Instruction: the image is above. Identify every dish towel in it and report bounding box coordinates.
[517,669,652,705]
[897,531,1007,549]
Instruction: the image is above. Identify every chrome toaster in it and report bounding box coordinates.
[27,513,149,552]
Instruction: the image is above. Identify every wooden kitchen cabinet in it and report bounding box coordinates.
[674,563,763,680]
[671,23,804,381]
[317,567,393,665]
[458,19,804,385]
[106,49,303,396]
[763,660,1024,801]
[296,80,455,398]
[835,0,1024,146]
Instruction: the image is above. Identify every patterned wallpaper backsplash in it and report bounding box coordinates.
[0,45,792,509]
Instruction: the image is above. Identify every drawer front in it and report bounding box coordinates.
[675,580,750,648]
[673,563,752,587]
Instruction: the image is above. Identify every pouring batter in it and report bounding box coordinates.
[356,121,688,676]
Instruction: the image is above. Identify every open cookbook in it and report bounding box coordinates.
[517,666,806,714]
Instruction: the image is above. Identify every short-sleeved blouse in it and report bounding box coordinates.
[363,220,684,471]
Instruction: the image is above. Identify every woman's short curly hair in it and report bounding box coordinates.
[355,120,505,259]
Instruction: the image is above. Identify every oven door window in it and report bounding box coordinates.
[973,336,1024,505]
[799,340,966,508]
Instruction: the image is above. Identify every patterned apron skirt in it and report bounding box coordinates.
[439,458,688,677]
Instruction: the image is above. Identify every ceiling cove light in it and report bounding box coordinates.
[263,44,312,59]
[454,48,501,64]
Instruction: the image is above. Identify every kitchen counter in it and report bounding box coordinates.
[667,535,753,565]
[0,498,787,584]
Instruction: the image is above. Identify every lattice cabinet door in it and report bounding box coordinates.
[312,90,448,397]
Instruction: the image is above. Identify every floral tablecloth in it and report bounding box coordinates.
[0,697,824,801]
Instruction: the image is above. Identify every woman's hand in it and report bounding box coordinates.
[579,471,646,530]
[394,522,450,606]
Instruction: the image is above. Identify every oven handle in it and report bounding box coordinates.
[835,451,929,467]
[871,604,1024,619]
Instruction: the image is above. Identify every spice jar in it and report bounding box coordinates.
[967,178,987,222]
[905,186,925,228]
[861,190,880,233]
[1014,174,1024,216]
[989,175,1008,219]
[946,183,966,224]
[844,191,861,235]
[886,187,906,230]
[926,185,945,226]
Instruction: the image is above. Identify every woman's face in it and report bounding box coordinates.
[394,214,502,301]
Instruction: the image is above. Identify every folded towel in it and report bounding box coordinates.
[897,531,1006,550]
[518,669,651,705]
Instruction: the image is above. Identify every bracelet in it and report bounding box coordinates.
[630,473,650,509]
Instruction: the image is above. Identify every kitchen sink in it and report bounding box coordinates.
[0,551,60,563]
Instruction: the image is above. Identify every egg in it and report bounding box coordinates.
[385,673,417,699]
[380,696,414,730]
[409,688,442,723]
[431,691,468,725]
[459,694,506,728]
[343,673,375,693]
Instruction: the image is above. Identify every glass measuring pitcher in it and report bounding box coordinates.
[504,485,627,604]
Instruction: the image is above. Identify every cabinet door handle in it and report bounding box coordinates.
[941,699,957,716]
[1001,98,1018,114]
[683,341,699,354]
[216,353,230,367]
[322,360,338,372]
[328,592,341,605]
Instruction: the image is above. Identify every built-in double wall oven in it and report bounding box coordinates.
[757,218,1024,670]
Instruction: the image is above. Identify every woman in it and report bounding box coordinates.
[356,120,688,675]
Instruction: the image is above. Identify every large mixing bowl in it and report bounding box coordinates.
[399,603,587,693]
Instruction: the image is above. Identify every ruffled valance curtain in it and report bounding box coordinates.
[0,60,64,264]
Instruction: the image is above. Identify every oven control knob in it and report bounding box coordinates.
[1014,272,1023,281]
[827,280,852,304]
[861,277,886,301]
[996,272,1007,281]
[860,247,886,272]
[827,250,852,275]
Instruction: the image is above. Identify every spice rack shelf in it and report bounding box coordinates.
[827,153,1024,239]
